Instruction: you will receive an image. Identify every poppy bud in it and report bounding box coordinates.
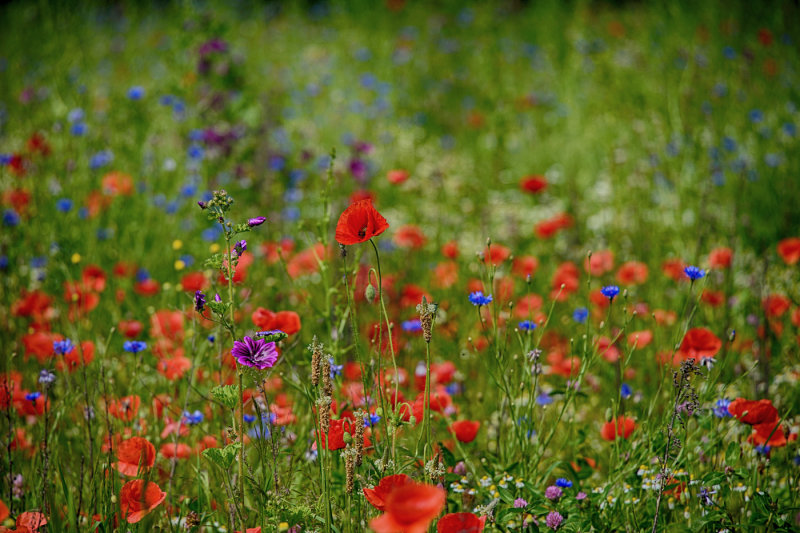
[365,283,376,302]
[409,416,417,426]
[374,407,383,417]
[343,432,352,444]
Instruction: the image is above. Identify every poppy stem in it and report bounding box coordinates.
[370,238,399,471]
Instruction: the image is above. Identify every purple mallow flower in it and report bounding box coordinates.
[195,290,206,312]
[248,216,266,227]
[514,498,528,508]
[232,336,279,370]
[234,240,247,255]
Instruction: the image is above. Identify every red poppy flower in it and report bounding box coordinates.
[511,255,539,279]
[551,261,580,300]
[108,395,141,422]
[708,247,733,269]
[287,243,326,279]
[134,279,160,296]
[61,341,95,372]
[437,513,486,533]
[748,421,788,447]
[387,169,410,185]
[9,511,48,532]
[119,480,166,523]
[27,132,51,156]
[433,261,459,289]
[519,174,547,194]
[118,320,144,338]
[319,418,370,451]
[150,310,185,341]
[661,258,686,281]
[0,499,8,523]
[777,237,800,265]
[251,308,301,335]
[449,420,480,443]
[441,241,459,259]
[616,261,648,285]
[101,171,134,196]
[483,244,510,266]
[363,474,412,511]
[114,437,156,476]
[158,356,192,380]
[763,295,790,318]
[180,271,209,292]
[394,224,427,249]
[701,290,725,307]
[601,416,636,441]
[335,199,389,245]
[758,28,774,46]
[727,398,779,425]
[584,250,614,276]
[535,213,573,239]
[627,330,653,349]
[370,481,446,533]
[160,443,193,459]
[12,290,53,322]
[677,328,721,361]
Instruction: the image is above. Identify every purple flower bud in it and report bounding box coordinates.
[197,200,207,209]
[248,216,266,227]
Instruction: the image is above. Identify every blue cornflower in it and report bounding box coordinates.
[39,369,56,385]
[329,357,343,379]
[722,137,737,152]
[25,392,41,401]
[3,209,20,227]
[70,122,88,136]
[518,320,537,331]
[722,46,736,59]
[621,383,632,399]
[555,478,573,488]
[468,291,493,306]
[123,341,147,354]
[365,413,381,427]
[244,414,257,424]
[573,307,589,323]
[749,109,764,123]
[207,335,215,344]
[56,198,73,212]
[128,86,145,100]
[182,410,204,425]
[402,319,422,332]
[684,266,706,281]
[90,150,114,169]
[536,393,554,405]
[755,445,771,456]
[67,108,84,123]
[713,399,732,418]
[53,339,74,355]
[188,144,204,160]
[136,268,150,282]
[600,285,620,301]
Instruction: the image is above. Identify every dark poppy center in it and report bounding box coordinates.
[358,226,367,238]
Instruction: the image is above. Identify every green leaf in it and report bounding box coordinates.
[211,385,240,410]
[725,440,739,465]
[202,442,241,470]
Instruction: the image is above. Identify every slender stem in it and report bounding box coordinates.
[424,340,432,475]
[370,239,399,471]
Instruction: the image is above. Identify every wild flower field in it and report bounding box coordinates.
[2,1,800,532]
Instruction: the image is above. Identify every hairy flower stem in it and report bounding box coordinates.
[341,252,388,464]
[424,340,433,474]
[223,226,246,532]
[370,239,399,470]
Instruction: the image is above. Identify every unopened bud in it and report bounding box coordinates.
[365,283,376,303]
